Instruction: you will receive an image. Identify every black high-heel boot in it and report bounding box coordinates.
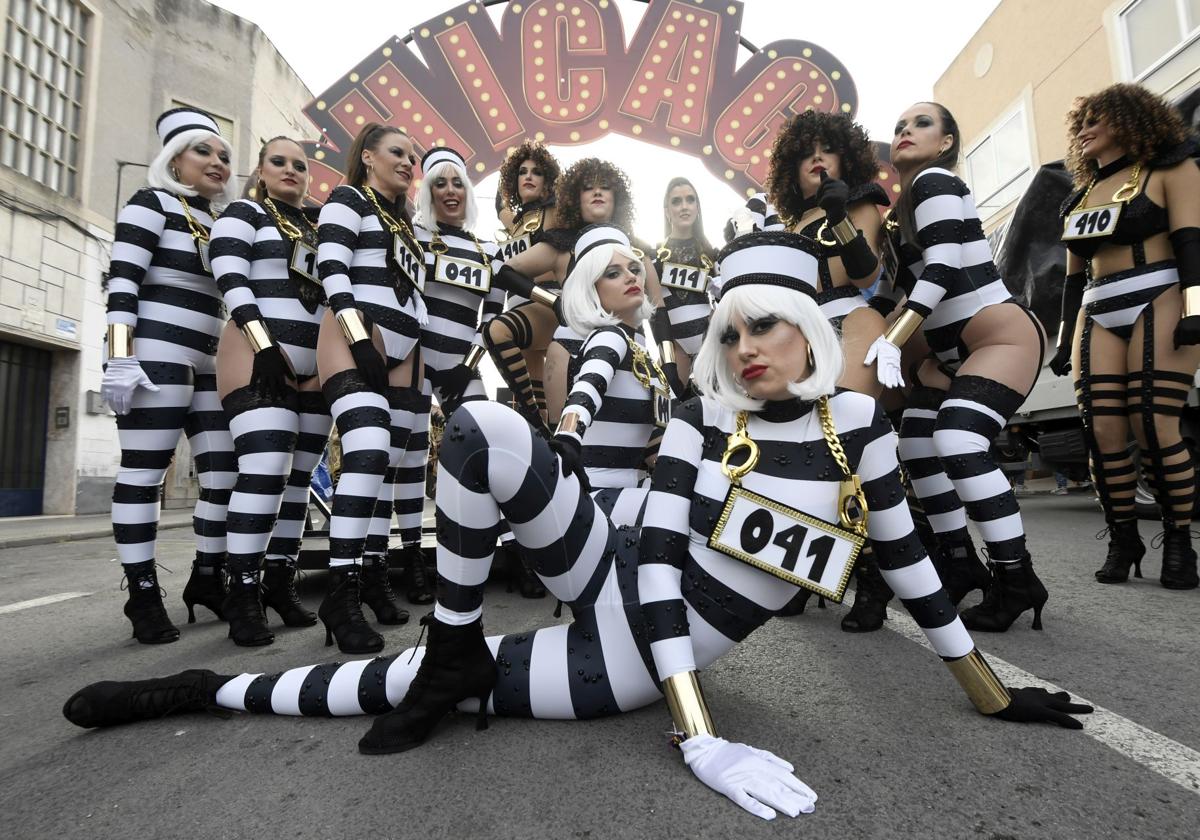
[840,552,893,633]
[358,614,497,755]
[222,562,274,647]
[261,558,318,626]
[960,552,1048,632]
[122,560,179,644]
[181,555,227,623]
[62,669,232,728]
[1160,526,1199,590]
[398,545,435,605]
[1095,519,1145,583]
[929,537,991,605]
[360,554,410,625]
[318,565,384,653]
[503,544,546,599]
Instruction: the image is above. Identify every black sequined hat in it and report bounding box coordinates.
[715,230,821,300]
[156,107,220,146]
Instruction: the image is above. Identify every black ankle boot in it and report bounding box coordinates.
[503,544,546,599]
[181,556,227,623]
[930,538,991,605]
[63,669,231,728]
[358,614,497,755]
[360,554,409,625]
[318,565,384,653]
[960,553,1048,632]
[399,545,435,605]
[222,564,274,647]
[1095,519,1145,583]
[261,558,318,627]
[841,555,893,633]
[776,589,826,616]
[1160,526,1199,590]
[122,561,179,645]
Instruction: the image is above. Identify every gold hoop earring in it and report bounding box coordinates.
[807,345,815,368]
[171,166,180,180]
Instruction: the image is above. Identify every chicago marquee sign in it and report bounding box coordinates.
[301,0,892,201]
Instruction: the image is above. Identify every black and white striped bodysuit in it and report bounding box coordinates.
[654,238,716,358]
[209,199,332,578]
[212,391,973,721]
[317,186,426,567]
[106,188,235,568]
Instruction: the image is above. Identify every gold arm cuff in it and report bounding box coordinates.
[531,286,559,309]
[883,308,924,348]
[336,310,371,345]
[659,340,676,365]
[463,344,487,370]
[555,412,581,436]
[106,323,134,359]
[945,649,1012,715]
[1056,322,1070,348]
[242,320,275,353]
[829,216,860,247]
[1184,286,1200,318]
[663,671,717,740]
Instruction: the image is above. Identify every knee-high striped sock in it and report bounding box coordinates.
[324,370,392,567]
[932,375,1027,563]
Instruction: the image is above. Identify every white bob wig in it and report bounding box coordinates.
[693,283,844,412]
[560,242,657,336]
[415,160,478,230]
[146,128,238,207]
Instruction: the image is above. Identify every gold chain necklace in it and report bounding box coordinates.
[262,195,316,244]
[1080,162,1143,208]
[625,332,667,393]
[363,186,415,241]
[655,240,714,272]
[177,196,210,244]
[428,224,491,266]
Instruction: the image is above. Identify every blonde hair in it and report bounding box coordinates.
[147,129,237,207]
[693,284,843,412]
[560,242,656,336]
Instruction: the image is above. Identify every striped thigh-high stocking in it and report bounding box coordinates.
[264,391,333,566]
[363,385,421,562]
[931,374,1028,564]
[484,305,548,434]
[323,370,392,568]
[221,386,299,584]
[112,360,194,569]
[390,378,434,554]
[897,384,971,550]
[184,371,237,568]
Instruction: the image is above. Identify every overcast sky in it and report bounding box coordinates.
[207,0,1002,243]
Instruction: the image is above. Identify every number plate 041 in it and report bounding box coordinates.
[708,485,863,601]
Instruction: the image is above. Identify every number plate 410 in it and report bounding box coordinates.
[708,485,863,602]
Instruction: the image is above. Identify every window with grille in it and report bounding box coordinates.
[965,106,1032,222]
[0,0,88,195]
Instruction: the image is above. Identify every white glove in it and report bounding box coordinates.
[863,335,904,389]
[101,357,159,416]
[679,734,817,820]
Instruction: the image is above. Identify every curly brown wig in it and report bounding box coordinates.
[766,111,879,223]
[498,141,561,210]
[553,157,635,232]
[1065,83,1191,187]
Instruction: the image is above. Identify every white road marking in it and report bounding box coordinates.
[878,604,1200,796]
[0,592,92,615]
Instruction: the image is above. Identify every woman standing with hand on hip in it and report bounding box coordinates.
[870,102,1048,633]
[1048,84,1200,589]
[208,136,332,646]
[103,108,238,644]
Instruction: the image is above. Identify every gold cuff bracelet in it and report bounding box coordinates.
[829,216,860,247]
[336,310,371,345]
[531,286,559,309]
[242,320,275,353]
[658,341,676,365]
[945,648,1012,715]
[106,323,134,359]
[662,671,717,740]
[1184,286,1200,319]
[883,308,924,348]
[463,344,487,370]
[555,412,581,436]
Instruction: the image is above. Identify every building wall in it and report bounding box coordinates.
[0,0,313,515]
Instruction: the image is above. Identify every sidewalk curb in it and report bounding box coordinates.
[0,519,190,550]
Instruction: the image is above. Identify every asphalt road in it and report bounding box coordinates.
[1,493,1198,840]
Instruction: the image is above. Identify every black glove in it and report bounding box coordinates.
[993,686,1093,730]
[250,345,295,402]
[1048,345,1072,377]
[349,338,389,393]
[1175,315,1200,348]
[435,363,475,409]
[650,307,673,345]
[547,433,591,493]
[552,294,567,327]
[817,171,849,225]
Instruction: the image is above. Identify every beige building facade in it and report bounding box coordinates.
[934,0,1200,237]
[0,0,313,515]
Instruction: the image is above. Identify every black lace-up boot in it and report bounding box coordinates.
[122,560,179,644]
[1094,519,1145,583]
[63,669,232,728]
[261,558,317,626]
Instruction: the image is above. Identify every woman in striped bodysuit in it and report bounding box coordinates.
[102,108,238,644]
[208,136,332,646]
[67,232,1090,821]
[870,102,1047,633]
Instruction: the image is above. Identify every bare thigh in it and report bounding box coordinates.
[544,341,570,424]
[316,310,390,386]
[956,302,1045,395]
[837,306,885,398]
